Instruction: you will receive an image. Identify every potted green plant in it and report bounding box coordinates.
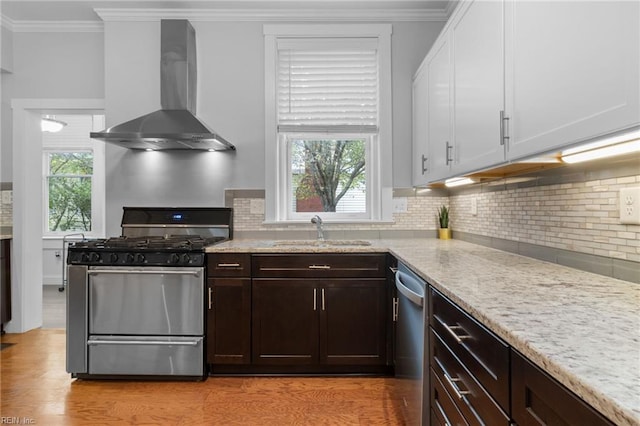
[437,205,451,240]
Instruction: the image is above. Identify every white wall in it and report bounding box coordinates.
[1,30,104,181]
[103,20,444,235]
[3,29,104,331]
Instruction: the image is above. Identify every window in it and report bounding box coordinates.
[265,25,393,223]
[42,114,105,237]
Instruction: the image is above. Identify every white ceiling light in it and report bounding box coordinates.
[445,177,475,188]
[561,130,640,164]
[41,116,67,133]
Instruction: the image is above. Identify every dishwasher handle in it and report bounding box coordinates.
[395,270,424,307]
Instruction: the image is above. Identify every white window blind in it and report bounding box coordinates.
[277,39,379,133]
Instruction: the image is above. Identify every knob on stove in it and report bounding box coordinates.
[89,252,101,263]
[126,253,135,264]
[181,254,191,264]
[135,253,146,264]
[169,253,181,264]
[109,253,119,264]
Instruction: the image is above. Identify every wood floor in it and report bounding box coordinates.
[1,329,414,425]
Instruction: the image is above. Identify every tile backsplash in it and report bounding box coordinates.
[229,160,640,268]
[450,175,640,262]
[232,192,448,239]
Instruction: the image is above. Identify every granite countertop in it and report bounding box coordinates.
[207,238,640,426]
[0,234,12,240]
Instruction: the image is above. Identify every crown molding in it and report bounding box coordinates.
[0,16,103,33]
[94,7,449,22]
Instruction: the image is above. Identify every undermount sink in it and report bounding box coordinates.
[273,240,372,247]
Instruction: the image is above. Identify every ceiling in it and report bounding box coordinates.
[1,0,453,24]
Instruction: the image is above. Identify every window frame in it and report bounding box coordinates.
[42,115,105,238]
[264,24,393,224]
[280,133,374,221]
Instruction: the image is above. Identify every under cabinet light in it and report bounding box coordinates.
[41,116,67,133]
[445,177,474,188]
[561,130,640,164]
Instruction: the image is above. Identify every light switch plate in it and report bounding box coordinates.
[619,187,640,225]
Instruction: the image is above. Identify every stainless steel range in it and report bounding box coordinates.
[66,207,232,380]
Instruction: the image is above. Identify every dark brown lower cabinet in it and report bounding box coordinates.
[511,350,614,426]
[1,239,11,333]
[206,278,251,365]
[252,278,387,368]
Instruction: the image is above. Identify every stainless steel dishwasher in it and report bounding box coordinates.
[394,261,428,425]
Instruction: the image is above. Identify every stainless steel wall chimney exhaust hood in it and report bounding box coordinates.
[91,20,236,151]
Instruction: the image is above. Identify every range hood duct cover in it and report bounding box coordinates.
[91,20,235,151]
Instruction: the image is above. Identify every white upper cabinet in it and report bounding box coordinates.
[412,64,430,186]
[425,34,453,183]
[412,33,452,185]
[451,0,506,174]
[504,0,640,160]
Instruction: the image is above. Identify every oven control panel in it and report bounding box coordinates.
[67,250,205,267]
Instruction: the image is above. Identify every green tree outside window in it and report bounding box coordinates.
[46,152,93,232]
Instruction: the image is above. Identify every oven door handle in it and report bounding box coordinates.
[88,269,201,277]
[88,338,203,346]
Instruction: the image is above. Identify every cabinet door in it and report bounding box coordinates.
[207,278,251,365]
[505,1,640,160]
[319,279,387,365]
[252,279,319,365]
[452,0,506,174]
[511,350,614,426]
[426,33,453,182]
[412,63,430,186]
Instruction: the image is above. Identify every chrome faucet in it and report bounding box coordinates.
[311,215,325,241]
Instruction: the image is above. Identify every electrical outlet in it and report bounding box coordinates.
[470,197,478,216]
[250,199,264,215]
[619,187,640,225]
[392,197,408,213]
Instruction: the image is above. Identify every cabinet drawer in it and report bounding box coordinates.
[431,329,510,426]
[207,253,251,277]
[512,350,614,426]
[430,288,510,411]
[252,254,386,278]
[431,368,470,426]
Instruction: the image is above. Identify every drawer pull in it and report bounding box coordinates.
[309,264,331,270]
[443,372,471,400]
[435,315,471,344]
[434,355,472,402]
[217,263,241,268]
[434,398,452,426]
[208,287,213,310]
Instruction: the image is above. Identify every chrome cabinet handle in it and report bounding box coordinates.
[321,288,325,311]
[434,356,472,402]
[443,371,471,400]
[217,263,241,268]
[434,315,470,344]
[445,141,452,165]
[309,265,331,270]
[208,287,213,310]
[392,297,399,322]
[421,154,428,174]
[500,110,510,146]
[313,288,317,311]
[434,397,452,426]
